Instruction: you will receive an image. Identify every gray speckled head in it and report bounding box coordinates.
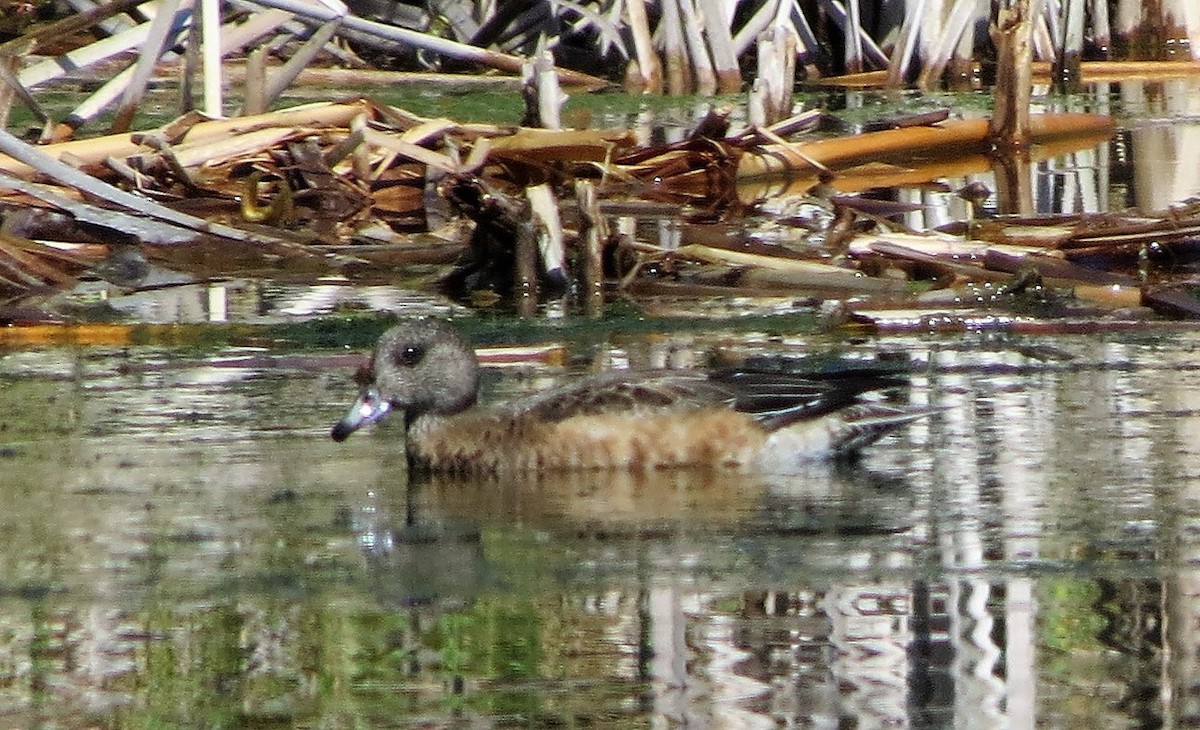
[331,319,479,441]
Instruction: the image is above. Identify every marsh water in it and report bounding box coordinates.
[6,79,1200,727]
[6,324,1200,728]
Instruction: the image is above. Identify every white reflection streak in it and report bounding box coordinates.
[649,587,691,728]
[274,283,351,316]
[1105,342,1155,487]
[1166,346,1200,724]
[1074,143,1103,213]
[959,579,1001,719]
[950,578,1005,728]
[996,385,1047,730]
[937,352,1048,727]
[933,363,988,728]
[647,588,771,729]
[1127,79,1200,210]
[206,283,227,322]
[824,587,911,727]
[1005,579,1037,728]
[703,614,773,730]
[273,284,452,318]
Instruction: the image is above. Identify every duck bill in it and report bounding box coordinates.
[331,386,393,441]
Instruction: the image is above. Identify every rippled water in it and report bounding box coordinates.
[2,326,1200,727]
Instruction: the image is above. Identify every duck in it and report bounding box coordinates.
[330,319,939,474]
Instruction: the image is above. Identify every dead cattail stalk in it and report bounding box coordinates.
[989,0,1035,152]
[625,0,663,93]
[575,179,607,316]
[661,0,691,95]
[697,0,743,92]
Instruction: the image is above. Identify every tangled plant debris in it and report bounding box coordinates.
[0,1,1198,333]
[1,92,1195,333]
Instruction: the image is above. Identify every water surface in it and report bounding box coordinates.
[2,326,1199,726]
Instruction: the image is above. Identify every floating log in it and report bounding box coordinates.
[1143,284,1200,318]
[737,113,1115,180]
[823,60,1200,88]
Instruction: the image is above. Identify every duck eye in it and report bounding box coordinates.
[394,345,426,367]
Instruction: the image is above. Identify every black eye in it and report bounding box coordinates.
[394,345,426,367]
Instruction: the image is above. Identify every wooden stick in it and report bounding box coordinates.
[260,18,343,110]
[111,0,188,133]
[246,0,608,89]
[625,0,662,93]
[738,113,1113,179]
[697,0,743,92]
[661,0,690,95]
[575,179,606,317]
[200,0,224,117]
[678,0,717,95]
[990,0,1035,151]
[243,46,268,116]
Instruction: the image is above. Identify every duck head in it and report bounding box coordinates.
[331,319,480,441]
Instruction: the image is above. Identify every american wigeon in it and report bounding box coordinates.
[331,319,938,473]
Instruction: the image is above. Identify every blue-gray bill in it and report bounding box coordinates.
[331,386,392,442]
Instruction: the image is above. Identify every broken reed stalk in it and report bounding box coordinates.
[521,44,564,129]
[0,123,350,270]
[200,0,223,117]
[1053,0,1085,91]
[111,0,187,133]
[575,180,606,317]
[844,0,864,74]
[729,0,775,55]
[179,4,200,113]
[989,0,1035,152]
[0,100,367,177]
[0,0,150,137]
[1090,0,1111,57]
[697,0,743,93]
[259,16,343,111]
[243,46,268,115]
[678,0,716,95]
[884,0,927,86]
[661,0,690,96]
[526,183,566,284]
[0,56,22,132]
[624,0,662,93]
[252,0,607,90]
[917,0,984,89]
[748,25,797,127]
[515,217,539,318]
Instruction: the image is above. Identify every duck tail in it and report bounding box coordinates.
[830,403,945,455]
[758,403,944,471]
